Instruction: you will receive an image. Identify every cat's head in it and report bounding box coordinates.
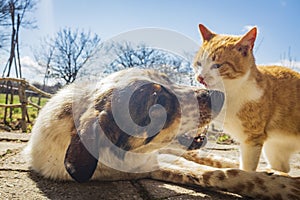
[193,24,257,90]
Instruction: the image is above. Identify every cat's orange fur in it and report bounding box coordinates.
[194,24,300,173]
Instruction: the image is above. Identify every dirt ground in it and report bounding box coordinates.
[0,132,299,200]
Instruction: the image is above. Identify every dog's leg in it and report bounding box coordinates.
[182,150,239,168]
[151,156,300,200]
[159,149,238,168]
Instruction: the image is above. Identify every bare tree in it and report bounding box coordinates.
[109,42,165,71]
[0,0,36,131]
[33,38,55,87]
[35,28,102,84]
[280,46,299,72]
[0,0,8,23]
[0,0,9,49]
[1,0,37,78]
[107,42,194,84]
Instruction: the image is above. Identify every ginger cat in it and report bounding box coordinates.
[193,24,300,173]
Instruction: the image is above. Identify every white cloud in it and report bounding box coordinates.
[20,56,45,83]
[0,56,45,81]
[21,56,42,71]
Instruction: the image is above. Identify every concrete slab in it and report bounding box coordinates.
[138,179,244,200]
[0,132,299,199]
[0,146,249,200]
[0,132,30,142]
[0,142,25,156]
[0,171,143,200]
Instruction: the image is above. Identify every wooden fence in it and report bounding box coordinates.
[0,77,52,132]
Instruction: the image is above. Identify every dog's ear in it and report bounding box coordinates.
[64,119,99,183]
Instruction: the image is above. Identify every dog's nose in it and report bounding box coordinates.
[209,90,224,115]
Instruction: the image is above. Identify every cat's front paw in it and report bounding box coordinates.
[260,168,290,177]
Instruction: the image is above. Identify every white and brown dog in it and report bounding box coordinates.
[24,68,300,200]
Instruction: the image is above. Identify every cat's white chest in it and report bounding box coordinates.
[222,77,264,142]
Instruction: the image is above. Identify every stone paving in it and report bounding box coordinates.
[0,132,299,200]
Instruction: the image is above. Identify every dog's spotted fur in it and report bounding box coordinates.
[24,68,300,200]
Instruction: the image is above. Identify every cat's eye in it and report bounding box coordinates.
[211,63,222,69]
[195,61,202,67]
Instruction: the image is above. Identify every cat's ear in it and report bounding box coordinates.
[199,24,215,42]
[236,27,257,50]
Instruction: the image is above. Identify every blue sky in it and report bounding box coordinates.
[6,0,300,80]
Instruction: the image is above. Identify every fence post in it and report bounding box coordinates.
[18,81,27,132]
[0,77,52,132]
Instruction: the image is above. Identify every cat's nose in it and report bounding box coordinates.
[209,90,224,116]
[196,75,207,87]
